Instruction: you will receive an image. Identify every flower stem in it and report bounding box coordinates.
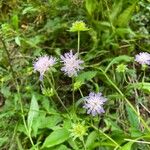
[77,31,80,56]
[1,36,37,150]
[72,77,75,113]
[46,75,70,115]
[92,125,121,148]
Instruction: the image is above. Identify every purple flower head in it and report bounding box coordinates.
[34,55,56,80]
[135,52,150,65]
[61,50,84,77]
[83,92,107,116]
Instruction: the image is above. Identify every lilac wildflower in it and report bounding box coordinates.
[135,52,150,65]
[61,50,84,77]
[34,55,56,80]
[83,92,107,116]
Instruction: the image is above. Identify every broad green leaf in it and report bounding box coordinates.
[39,115,62,129]
[42,128,70,148]
[27,95,39,132]
[68,139,79,150]
[85,131,98,149]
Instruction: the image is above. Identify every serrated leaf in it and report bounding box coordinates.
[117,2,136,27]
[42,128,70,148]
[27,95,39,132]
[127,82,150,94]
[76,71,97,83]
[126,105,139,129]
[110,0,123,24]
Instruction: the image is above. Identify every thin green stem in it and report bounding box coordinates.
[1,36,37,149]
[79,88,84,98]
[81,137,87,150]
[77,31,80,56]
[17,84,38,150]
[49,70,55,86]
[46,75,70,115]
[72,77,75,113]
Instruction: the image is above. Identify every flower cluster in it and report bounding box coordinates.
[69,20,89,32]
[34,50,84,79]
[70,122,87,141]
[116,64,128,73]
[33,55,56,80]
[83,92,107,116]
[61,50,84,77]
[135,52,150,65]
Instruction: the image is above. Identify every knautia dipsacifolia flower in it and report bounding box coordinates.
[34,55,56,80]
[69,20,89,32]
[116,64,128,73]
[135,52,150,65]
[70,122,87,141]
[61,50,84,77]
[83,92,107,116]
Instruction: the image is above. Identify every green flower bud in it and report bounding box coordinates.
[73,81,83,90]
[42,87,54,97]
[116,64,128,73]
[69,122,87,141]
[69,21,89,32]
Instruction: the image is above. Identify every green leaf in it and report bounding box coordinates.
[126,105,139,129]
[110,0,123,24]
[85,131,98,149]
[27,95,39,132]
[39,115,62,129]
[117,2,137,27]
[42,128,70,148]
[127,82,150,94]
[15,36,21,46]
[105,55,133,72]
[76,71,97,83]
[120,142,134,150]
[0,137,8,147]
[85,0,97,16]
[51,145,71,150]
[11,14,19,31]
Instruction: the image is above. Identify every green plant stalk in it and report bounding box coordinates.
[0,37,16,83]
[1,36,37,150]
[72,77,75,113]
[92,125,121,148]
[77,31,80,56]
[79,88,84,98]
[17,85,38,150]
[95,67,150,132]
[46,75,70,115]
[81,137,87,150]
